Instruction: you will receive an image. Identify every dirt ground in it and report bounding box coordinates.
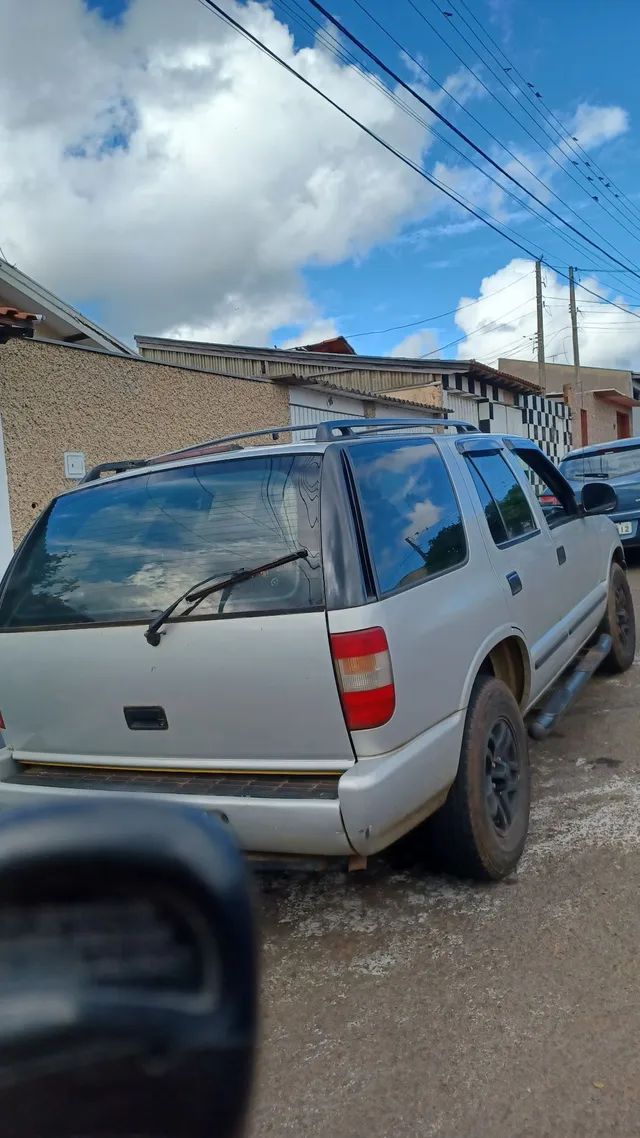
[249,562,640,1138]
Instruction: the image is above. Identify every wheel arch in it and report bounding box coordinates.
[463,632,531,712]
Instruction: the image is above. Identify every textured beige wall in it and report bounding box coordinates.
[0,338,290,541]
[571,391,630,446]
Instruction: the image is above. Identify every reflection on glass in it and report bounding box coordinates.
[349,439,467,595]
[561,444,640,482]
[0,455,323,628]
[467,454,536,545]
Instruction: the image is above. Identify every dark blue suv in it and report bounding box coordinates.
[559,437,640,549]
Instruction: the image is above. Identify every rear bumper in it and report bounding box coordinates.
[0,710,464,858]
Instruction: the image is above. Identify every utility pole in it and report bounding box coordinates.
[568,266,583,444]
[568,266,580,377]
[535,260,546,389]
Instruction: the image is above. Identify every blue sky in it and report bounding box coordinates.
[4,0,640,367]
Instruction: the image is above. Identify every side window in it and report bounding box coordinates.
[512,446,578,528]
[348,438,467,595]
[466,452,537,546]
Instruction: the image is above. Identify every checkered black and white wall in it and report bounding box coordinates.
[441,373,572,463]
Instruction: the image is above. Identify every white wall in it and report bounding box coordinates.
[0,414,13,574]
[289,385,365,440]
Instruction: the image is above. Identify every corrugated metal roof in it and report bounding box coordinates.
[135,336,541,394]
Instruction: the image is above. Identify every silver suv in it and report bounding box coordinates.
[0,419,634,880]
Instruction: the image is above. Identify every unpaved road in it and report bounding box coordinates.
[249,564,640,1138]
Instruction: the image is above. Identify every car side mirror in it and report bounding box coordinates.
[581,481,618,515]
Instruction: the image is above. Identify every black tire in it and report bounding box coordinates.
[419,676,530,881]
[599,562,636,674]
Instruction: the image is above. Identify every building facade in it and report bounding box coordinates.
[499,358,640,448]
[137,337,572,463]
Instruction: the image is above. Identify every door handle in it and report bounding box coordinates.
[557,545,567,566]
[506,571,522,596]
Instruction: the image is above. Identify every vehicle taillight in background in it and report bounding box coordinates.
[539,494,560,507]
[330,627,395,731]
[0,711,5,731]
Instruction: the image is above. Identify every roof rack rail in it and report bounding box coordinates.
[145,416,473,464]
[80,459,147,485]
[79,418,479,484]
[314,417,478,441]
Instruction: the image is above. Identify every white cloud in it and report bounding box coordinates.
[404,497,442,538]
[452,258,640,371]
[0,0,630,350]
[567,102,629,150]
[390,329,438,357]
[0,0,451,345]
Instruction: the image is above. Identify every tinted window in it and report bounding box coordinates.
[348,439,466,595]
[467,453,536,545]
[560,444,640,482]
[0,455,323,629]
[514,446,577,528]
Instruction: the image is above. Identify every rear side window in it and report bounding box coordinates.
[466,453,537,546]
[0,455,323,629]
[348,438,467,596]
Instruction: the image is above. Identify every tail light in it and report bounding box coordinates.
[0,711,5,731]
[330,627,395,731]
[539,493,560,507]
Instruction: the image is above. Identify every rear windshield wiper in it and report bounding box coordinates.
[144,549,309,646]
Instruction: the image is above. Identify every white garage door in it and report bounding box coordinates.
[289,386,366,440]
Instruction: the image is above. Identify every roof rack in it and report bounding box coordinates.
[314,417,478,440]
[80,459,147,485]
[145,417,478,463]
[77,418,480,485]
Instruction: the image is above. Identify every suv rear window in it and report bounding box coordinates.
[0,455,323,629]
[560,443,640,481]
[348,438,467,595]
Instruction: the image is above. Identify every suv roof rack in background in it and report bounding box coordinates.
[146,418,479,464]
[77,419,480,485]
[314,418,478,441]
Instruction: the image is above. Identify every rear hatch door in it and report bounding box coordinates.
[0,451,354,770]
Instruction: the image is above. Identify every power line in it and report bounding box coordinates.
[345,270,532,338]
[420,297,535,357]
[196,0,640,330]
[277,0,593,265]
[196,0,544,258]
[344,0,640,279]
[416,0,640,245]
[449,0,640,231]
[306,0,640,282]
[454,0,640,229]
[280,0,628,273]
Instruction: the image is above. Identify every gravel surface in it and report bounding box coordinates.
[249,565,640,1138]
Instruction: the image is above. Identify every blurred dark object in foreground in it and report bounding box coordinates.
[0,800,256,1138]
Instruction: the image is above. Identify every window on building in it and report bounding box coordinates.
[348,438,467,595]
[466,452,537,546]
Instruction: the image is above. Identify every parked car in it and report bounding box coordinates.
[0,420,634,881]
[559,436,640,550]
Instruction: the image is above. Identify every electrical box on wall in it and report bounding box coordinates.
[64,452,86,480]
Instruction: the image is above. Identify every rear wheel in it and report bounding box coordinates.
[417,676,530,881]
[599,562,636,674]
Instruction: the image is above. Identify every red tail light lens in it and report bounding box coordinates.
[330,627,395,731]
[0,711,5,731]
[539,494,560,507]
